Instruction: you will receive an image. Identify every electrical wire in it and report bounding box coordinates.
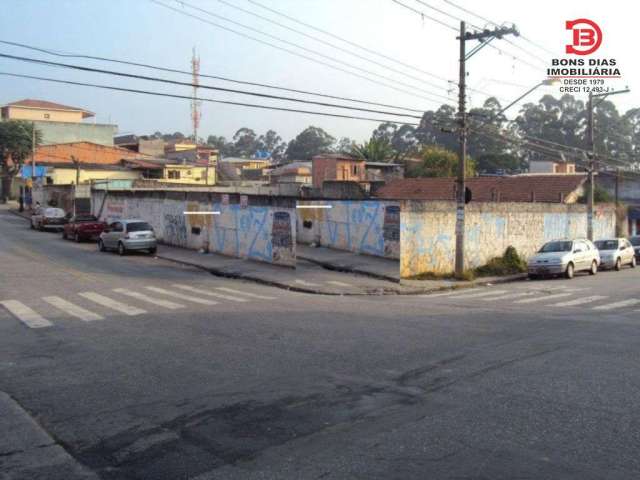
[150,0,456,106]
[0,39,427,114]
[0,71,421,126]
[0,52,425,120]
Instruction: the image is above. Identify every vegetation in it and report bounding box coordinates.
[0,120,41,202]
[406,145,476,178]
[474,246,527,278]
[350,137,395,162]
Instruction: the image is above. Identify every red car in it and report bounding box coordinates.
[62,214,107,242]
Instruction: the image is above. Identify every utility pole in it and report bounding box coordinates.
[30,121,35,210]
[454,21,519,278]
[585,88,630,240]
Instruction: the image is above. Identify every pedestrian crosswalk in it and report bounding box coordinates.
[0,283,281,329]
[420,283,640,315]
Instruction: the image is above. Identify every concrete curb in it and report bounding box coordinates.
[297,254,401,283]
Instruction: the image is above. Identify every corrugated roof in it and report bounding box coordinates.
[4,99,94,118]
[35,142,148,166]
[375,175,587,203]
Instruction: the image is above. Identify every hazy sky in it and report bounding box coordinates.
[0,0,636,144]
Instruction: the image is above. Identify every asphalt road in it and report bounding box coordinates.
[2,206,640,479]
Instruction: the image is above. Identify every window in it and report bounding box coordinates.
[353,165,358,175]
[112,222,123,232]
[167,170,181,179]
[43,113,50,119]
[127,222,152,232]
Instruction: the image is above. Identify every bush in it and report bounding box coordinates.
[474,246,527,277]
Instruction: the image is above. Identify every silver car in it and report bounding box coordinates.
[528,239,600,279]
[31,207,67,231]
[98,219,157,256]
[594,238,636,270]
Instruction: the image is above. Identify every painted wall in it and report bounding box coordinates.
[51,168,141,185]
[35,121,117,146]
[5,106,84,123]
[297,200,400,259]
[92,191,296,266]
[400,201,616,278]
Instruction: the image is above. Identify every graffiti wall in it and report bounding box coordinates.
[296,200,400,259]
[400,201,616,278]
[92,191,296,266]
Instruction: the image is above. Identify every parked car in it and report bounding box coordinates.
[98,219,157,255]
[630,236,640,260]
[528,239,600,279]
[30,207,67,232]
[594,238,637,270]
[62,214,107,242]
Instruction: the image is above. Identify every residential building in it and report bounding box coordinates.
[124,158,216,185]
[114,134,166,157]
[219,157,272,180]
[365,162,404,182]
[529,159,577,174]
[312,154,366,189]
[1,99,117,146]
[269,161,312,185]
[165,144,218,166]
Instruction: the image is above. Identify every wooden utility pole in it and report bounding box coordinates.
[454,22,519,278]
[586,92,595,241]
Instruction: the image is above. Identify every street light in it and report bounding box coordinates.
[496,78,559,116]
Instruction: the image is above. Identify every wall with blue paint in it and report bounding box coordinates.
[297,200,400,259]
[400,201,616,278]
[92,191,296,266]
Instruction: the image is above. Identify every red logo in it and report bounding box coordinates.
[565,19,602,55]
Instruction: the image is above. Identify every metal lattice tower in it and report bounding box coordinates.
[191,47,201,144]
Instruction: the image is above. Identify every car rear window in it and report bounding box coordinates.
[595,240,618,250]
[539,241,572,253]
[45,208,65,217]
[127,222,152,232]
[631,237,640,246]
[75,215,97,222]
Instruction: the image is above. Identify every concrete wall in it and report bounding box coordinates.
[297,200,400,259]
[6,106,84,123]
[35,121,117,146]
[400,201,616,278]
[92,190,296,266]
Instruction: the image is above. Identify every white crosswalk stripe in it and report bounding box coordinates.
[145,286,218,305]
[326,281,352,287]
[79,292,147,316]
[43,296,104,322]
[592,299,640,311]
[481,292,535,301]
[114,289,184,310]
[294,279,321,287]
[215,287,275,300]
[172,285,247,302]
[0,300,52,328]
[419,290,462,298]
[550,295,608,307]
[450,289,508,299]
[513,292,573,304]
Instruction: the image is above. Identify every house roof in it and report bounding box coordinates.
[4,99,94,118]
[35,141,149,166]
[312,154,363,162]
[271,161,312,176]
[375,174,587,203]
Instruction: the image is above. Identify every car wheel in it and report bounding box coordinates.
[74,232,81,243]
[589,260,598,275]
[565,262,575,279]
[615,257,622,271]
[149,246,157,255]
[118,242,126,256]
[528,274,538,280]
[631,256,637,268]
[38,223,44,231]
[30,221,34,230]
[62,230,67,240]
[98,240,106,252]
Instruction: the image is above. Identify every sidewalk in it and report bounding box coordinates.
[6,205,525,295]
[0,391,98,480]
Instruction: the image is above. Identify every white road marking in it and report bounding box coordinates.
[294,279,322,287]
[78,292,147,316]
[114,289,184,310]
[173,285,247,302]
[513,293,573,304]
[419,290,462,298]
[550,295,608,307]
[326,281,352,287]
[42,296,104,322]
[592,299,640,311]
[482,292,535,301]
[216,287,276,300]
[0,300,52,328]
[451,289,507,299]
[144,286,218,305]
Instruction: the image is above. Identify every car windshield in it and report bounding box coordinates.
[127,222,152,232]
[594,240,618,250]
[631,237,640,246]
[44,208,65,217]
[75,215,97,222]
[539,241,572,253]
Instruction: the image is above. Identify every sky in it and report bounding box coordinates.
[0,0,636,145]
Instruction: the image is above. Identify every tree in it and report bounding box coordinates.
[206,135,233,157]
[0,120,40,202]
[406,145,475,178]
[334,137,354,154]
[285,126,334,160]
[231,128,258,157]
[350,137,395,162]
[256,130,287,161]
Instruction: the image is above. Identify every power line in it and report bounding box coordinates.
[0,71,421,126]
[0,52,424,120]
[211,0,454,95]
[150,0,456,106]
[391,0,457,31]
[0,39,427,115]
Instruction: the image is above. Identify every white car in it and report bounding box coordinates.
[528,239,600,279]
[31,207,67,231]
[594,238,636,270]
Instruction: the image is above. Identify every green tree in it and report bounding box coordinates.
[334,137,354,154]
[256,129,287,160]
[350,137,395,162]
[206,135,233,157]
[285,126,334,160]
[0,120,41,202]
[231,128,258,157]
[406,145,475,178]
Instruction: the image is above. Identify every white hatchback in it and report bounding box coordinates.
[594,238,637,271]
